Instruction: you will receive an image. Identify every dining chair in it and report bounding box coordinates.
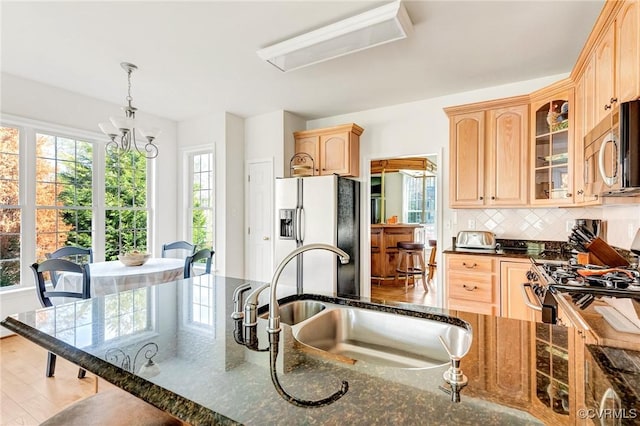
[184,248,214,278]
[162,240,196,258]
[45,246,93,287]
[31,258,91,378]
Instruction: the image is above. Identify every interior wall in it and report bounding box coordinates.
[223,112,245,278]
[177,111,246,278]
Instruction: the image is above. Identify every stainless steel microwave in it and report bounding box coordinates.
[584,100,640,197]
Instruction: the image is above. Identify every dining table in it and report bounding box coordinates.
[58,257,185,296]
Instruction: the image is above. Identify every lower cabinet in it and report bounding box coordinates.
[445,253,538,321]
[445,254,499,316]
[500,259,538,322]
[454,311,531,412]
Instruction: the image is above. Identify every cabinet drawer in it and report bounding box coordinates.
[448,297,496,316]
[447,255,493,272]
[448,271,494,303]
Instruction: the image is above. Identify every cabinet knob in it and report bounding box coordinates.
[462,262,477,269]
[479,196,484,200]
[462,284,477,291]
[491,196,496,200]
[604,104,612,110]
[610,97,618,104]
[577,189,584,195]
[565,193,572,198]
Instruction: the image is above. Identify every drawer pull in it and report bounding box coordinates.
[462,284,477,291]
[462,262,477,269]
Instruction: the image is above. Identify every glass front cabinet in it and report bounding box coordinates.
[531,89,574,205]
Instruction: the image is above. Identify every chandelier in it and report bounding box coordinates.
[99,62,160,159]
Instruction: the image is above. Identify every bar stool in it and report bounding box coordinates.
[395,241,428,292]
[427,239,437,284]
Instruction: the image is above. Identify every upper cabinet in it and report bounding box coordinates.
[293,123,363,177]
[446,98,529,208]
[448,110,485,207]
[530,86,574,205]
[584,0,639,129]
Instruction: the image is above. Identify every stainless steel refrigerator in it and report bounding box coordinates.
[275,175,360,297]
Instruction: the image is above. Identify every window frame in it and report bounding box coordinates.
[0,114,153,290]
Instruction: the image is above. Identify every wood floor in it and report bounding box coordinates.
[0,335,118,425]
[370,277,437,306]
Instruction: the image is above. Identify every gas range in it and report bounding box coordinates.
[523,260,640,324]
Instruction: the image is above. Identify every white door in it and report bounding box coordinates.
[246,160,273,283]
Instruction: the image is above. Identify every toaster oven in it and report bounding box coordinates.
[455,231,497,250]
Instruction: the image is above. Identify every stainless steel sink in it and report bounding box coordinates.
[261,300,326,326]
[292,305,470,369]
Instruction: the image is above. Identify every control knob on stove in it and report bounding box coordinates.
[526,270,539,282]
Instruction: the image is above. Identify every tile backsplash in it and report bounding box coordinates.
[453,204,640,248]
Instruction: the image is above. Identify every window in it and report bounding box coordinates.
[0,126,21,288]
[35,133,93,261]
[403,172,436,238]
[0,117,151,289]
[189,151,214,250]
[105,152,148,260]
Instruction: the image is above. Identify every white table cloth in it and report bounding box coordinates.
[58,258,185,296]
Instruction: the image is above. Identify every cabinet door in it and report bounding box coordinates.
[573,74,587,204]
[449,111,485,207]
[294,136,320,175]
[594,25,615,124]
[616,0,640,103]
[487,105,528,206]
[530,93,574,205]
[500,261,536,321]
[583,55,596,133]
[484,317,531,409]
[320,132,350,175]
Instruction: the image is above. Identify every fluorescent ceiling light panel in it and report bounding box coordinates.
[257,1,413,72]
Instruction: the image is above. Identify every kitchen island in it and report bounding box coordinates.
[2,274,639,425]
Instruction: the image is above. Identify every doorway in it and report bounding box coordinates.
[368,155,438,306]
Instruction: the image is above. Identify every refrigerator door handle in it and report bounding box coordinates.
[297,207,305,243]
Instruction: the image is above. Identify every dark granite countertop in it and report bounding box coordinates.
[2,275,639,425]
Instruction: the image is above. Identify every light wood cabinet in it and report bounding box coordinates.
[293,123,363,177]
[454,312,531,412]
[615,0,640,104]
[484,316,531,409]
[530,85,575,205]
[371,224,420,285]
[448,111,485,207]
[446,98,529,208]
[445,253,499,316]
[500,260,537,322]
[591,1,639,126]
[594,24,615,124]
[487,105,529,206]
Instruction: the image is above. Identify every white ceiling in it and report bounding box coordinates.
[1,1,604,122]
